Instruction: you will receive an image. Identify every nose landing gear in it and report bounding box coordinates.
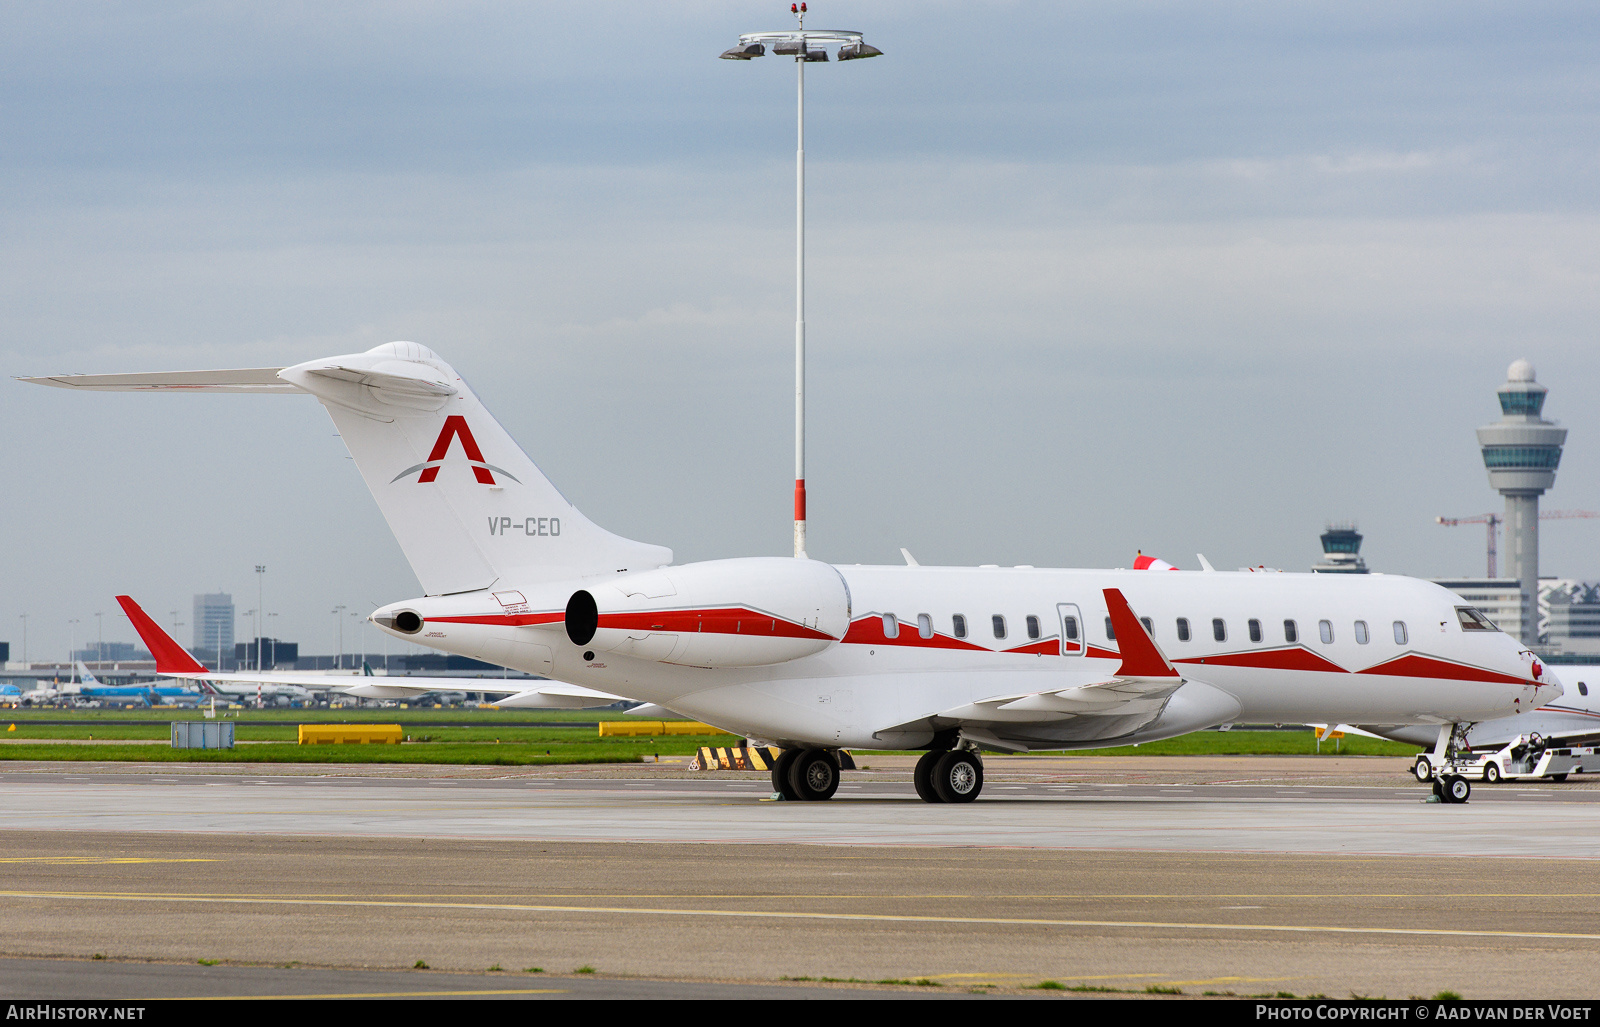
[1424,723,1475,804]
[1434,774,1471,803]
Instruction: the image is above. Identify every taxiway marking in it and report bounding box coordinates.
[4,889,1599,942]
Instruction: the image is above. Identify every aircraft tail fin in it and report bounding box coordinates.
[29,345,674,597]
[279,343,674,594]
[74,661,100,687]
[116,596,211,676]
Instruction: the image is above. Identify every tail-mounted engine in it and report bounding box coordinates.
[566,557,850,668]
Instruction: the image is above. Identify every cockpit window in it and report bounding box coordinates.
[1455,607,1498,632]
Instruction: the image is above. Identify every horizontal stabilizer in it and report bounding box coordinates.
[20,369,295,393]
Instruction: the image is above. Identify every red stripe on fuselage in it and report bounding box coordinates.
[841,617,1068,655]
[597,608,834,640]
[1357,653,1529,686]
[841,616,990,650]
[430,607,833,640]
[1174,646,1348,674]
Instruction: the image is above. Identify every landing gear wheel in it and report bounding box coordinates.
[932,750,984,803]
[1550,774,1569,783]
[772,749,801,801]
[1413,755,1434,782]
[1441,775,1471,804]
[1484,763,1501,784]
[914,750,943,803]
[787,748,840,801]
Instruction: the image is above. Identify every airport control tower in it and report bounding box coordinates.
[1477,360,1566,643]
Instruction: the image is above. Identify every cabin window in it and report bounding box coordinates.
[1026,615,1041,640]
[1319,619,1334,644]
[1354,620,1370,645]
[917,613,934,639]
[952,614,967,639]
[1248,619,1262,643]
[1062,616,1079,640]
[1104,617,1116,641]
[1176,618,1191,642]
[1284,619,1298,643]
[1580,682,1589,697]
[992,615,1007,640]
[1392,621,1407,645]
[1212,618,1227,642]
[1140,616,1154,636]
[1456,607,1498,631]
[882,613,899,639]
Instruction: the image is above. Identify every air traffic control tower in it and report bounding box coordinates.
[1477,359,1566,643]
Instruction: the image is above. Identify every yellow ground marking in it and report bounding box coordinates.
[2,889,1597,942]
[1158,976,1300,987]
[925,972,1164,981]
[169,989,567,1000]
[13,888,1585,901]
[0,851,219,857]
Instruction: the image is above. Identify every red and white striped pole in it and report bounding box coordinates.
[793,4,808,558]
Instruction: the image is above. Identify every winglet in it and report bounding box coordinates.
[1102,588,1180,679]
[115,595,210,675]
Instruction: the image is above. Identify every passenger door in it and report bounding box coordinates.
[1057,603,1084,657]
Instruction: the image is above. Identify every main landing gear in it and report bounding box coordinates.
[913,748,984,803]
[772,747,842,801]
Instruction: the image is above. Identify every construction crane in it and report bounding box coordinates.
[1436,510,1600,577]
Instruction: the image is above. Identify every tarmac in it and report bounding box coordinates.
[2,754,1598,999]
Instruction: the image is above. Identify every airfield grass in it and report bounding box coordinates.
[0,735,739,765]
[0,706,744,763]
[0,705,1421,762]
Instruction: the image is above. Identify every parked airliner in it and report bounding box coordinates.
[116,594,626,710]
[25,343,1559,802]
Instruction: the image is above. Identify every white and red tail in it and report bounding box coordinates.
[31,344,674,595]
[280,343,671,594]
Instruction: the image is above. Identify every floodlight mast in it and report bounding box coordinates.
[720,5,881,559]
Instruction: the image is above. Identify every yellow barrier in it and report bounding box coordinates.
[298,724,403,745]
[598,720,721,737]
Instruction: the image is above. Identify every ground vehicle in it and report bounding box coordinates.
[1414,733,1593,784]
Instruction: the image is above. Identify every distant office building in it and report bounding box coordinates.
[236,638,297,670]
[1312,524,1369,574]
[72,642,150,663]
[1539,580,1600,656]
[193,593,235,668]
[1433,578,1527,644]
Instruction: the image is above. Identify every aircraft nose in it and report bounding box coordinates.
[1536,666,1565,702]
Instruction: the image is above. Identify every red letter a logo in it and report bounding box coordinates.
[419,416,495,484]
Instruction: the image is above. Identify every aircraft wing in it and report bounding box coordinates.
[875,588,1191,751]
[337,679,624,707]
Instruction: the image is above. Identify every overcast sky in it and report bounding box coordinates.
[4,1,1598,660]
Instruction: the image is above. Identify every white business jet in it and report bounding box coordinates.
[25,343,1559,802]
